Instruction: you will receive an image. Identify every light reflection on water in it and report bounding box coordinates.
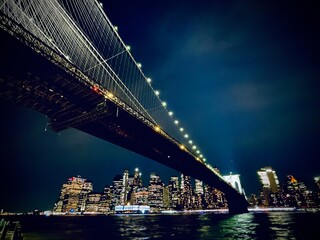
[10,212,320,239]
[268,212,295,240]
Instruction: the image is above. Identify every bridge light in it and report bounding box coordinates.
[200,154,203,158]
[203,158,206,162]
[137,63,142,68]
[184,134,189,138]
[180,128,184,132]
[196,150,200,154]
[174,120,179,125]
[192,145,197,150]
[196,157,200,161]
[162,102,167,107]
[180,145,185,150]
[189,140,193,144]
[126,45,131,51]
[168,111,173,116]
[146,78,152,83]
[135,168,139,172]
[107,92,114,98]
[114,26,118,31]
[154,126,161,132]
[139,172,142,176]
[155,90,160,96]
[92,85,99,93]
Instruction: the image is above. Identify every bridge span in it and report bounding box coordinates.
[0,0,248,213]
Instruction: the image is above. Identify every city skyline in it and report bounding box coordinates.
[1,0,320,212]
[52,167,320,214]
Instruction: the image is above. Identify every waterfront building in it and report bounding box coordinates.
[54,176,93,213]
[148,172,164,212]
[257,167,280,206]
[133,187,149,205]
[85,192,102,212]
[99,186,112,213]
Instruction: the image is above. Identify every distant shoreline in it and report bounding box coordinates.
[1,207,319,217]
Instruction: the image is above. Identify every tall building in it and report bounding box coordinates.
[194,179,204,209]
[111,174,123,209]
[195,179,203,195]
[181,174,193,209]
[257,167,280,206]
[148,172,164,212]
[168,176,180,209]
[54,176,93,213]
[133,168,143,187]
[121,170,129,205]
[283,175,316,208]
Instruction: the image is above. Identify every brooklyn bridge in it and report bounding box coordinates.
[0,0,248,213]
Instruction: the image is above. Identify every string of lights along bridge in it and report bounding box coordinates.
[0,0,209,166]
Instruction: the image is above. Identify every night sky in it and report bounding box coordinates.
[1,0,319,212]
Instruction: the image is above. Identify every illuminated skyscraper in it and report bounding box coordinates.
[121,170,129,205]
[181,174,192,209]
[148,172,164,212]
[257,167,280,206]
[111,174,123,209]
[195,179,203,195]
[168,176,180,209]
[194,179,203,209]
[54,175,93,213]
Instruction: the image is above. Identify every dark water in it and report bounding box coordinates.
[4,212,320,239]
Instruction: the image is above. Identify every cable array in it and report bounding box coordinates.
[0,0,207,163]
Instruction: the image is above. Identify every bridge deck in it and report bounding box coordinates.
[0,21,248,214]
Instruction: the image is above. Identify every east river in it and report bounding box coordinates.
[3,212,320,239]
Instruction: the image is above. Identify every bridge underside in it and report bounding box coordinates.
[0,27,248,214]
